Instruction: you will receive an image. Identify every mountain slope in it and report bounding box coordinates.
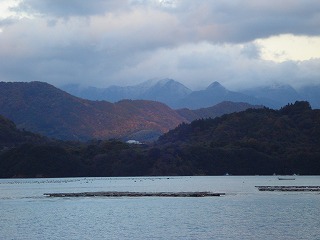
[140,79,192,108]
[242,84,302,109]
[176,82,259,109]
[62,79,192,108]
[63,79,320,110]
[298,85,320,109]
[1,101,319,178]
[0,81,187,141]
[160,101,319,145]
[176,101,263,122]
[156,101,320,175]
[0,114,48,148]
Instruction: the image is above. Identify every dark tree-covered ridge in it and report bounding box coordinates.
[0,101,319,177]
[155,101,320,175]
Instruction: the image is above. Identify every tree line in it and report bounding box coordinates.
[0,101,319,177]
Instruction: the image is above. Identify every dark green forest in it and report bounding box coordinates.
[0,101,319,178]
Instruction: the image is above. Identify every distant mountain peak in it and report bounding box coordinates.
[154,79,190,90]
[264,83,296,91]
[206,81,226,90]
[137,78,159,88]
[157,78,173,84]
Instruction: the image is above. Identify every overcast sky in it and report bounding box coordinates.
[0,0,320,90]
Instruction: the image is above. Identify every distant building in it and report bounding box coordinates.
[126,140,142,144]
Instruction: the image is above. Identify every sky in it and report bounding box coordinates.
[0,0,320,90]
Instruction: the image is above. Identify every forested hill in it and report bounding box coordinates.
[0,101,319,178]
[159,101,320,146]
[176,101,263,122]
[155,101,320,175]
[0,81,186,141]
[0,115,48,148]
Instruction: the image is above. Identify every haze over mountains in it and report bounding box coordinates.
[62,79,320,109]
[0,81,260,142]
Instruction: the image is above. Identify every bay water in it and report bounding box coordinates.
[1,176,319,239]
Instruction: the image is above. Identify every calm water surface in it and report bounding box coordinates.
[0,176,319,239]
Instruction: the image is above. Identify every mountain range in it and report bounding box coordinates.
[62,79,320,109]
[1,101,319,178]
[0,81,259,141]
[156,101,320,175]
[176,101,262,122]
[63,79,192,109]
[0,82,185,141]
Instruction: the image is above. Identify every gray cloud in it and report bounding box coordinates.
[11,0,320,42]
[0,0,319,90]
[12,0,129,18]
[173,0,320,42]
[110,43,320,90]
[0,17,18,27]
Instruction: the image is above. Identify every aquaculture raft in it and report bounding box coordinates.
[256,186,320,192]
[44,191,225,197]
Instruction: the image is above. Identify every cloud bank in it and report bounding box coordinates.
[0,0,319,89]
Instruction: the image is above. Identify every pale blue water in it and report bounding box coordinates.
[0,176,320,239]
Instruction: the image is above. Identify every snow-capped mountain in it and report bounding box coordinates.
[62,78,192,107]
[242,84,302,109]
[175,81,259,109]
[62,79,320,109]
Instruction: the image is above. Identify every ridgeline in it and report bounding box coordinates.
[0,101,319,178]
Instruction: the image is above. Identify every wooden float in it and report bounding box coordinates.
[44,191,225,198]
[255,186,320,192]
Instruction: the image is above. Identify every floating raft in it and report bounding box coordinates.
[44,191,225,198]
[278,177,295,180]
[256,186,320,192]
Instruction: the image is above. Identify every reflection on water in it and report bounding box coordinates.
[0,176,320,240]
